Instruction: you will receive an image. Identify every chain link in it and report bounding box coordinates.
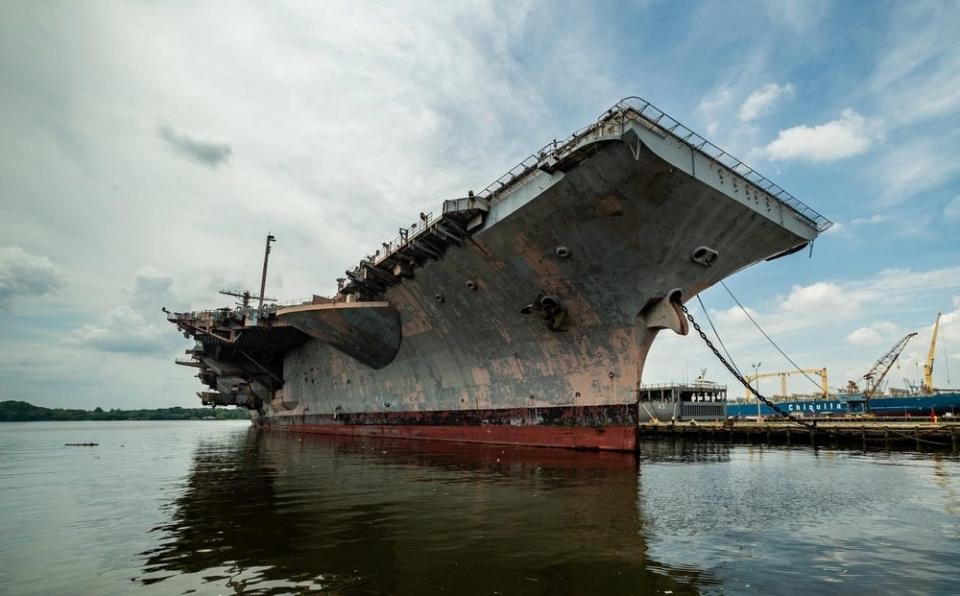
[681,304,821,432]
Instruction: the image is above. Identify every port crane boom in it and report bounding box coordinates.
[922,312,941,394]
[743,368,829,400]
[861,332,917,404]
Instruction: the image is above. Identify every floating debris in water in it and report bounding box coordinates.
[64,443,98,447]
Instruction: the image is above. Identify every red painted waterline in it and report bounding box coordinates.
[271,423,636,451]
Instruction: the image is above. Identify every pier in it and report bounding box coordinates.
[637,420,960,452]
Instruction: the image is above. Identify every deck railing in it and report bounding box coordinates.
[346,97,832,299]
[478,96,833,233]
[370,211,439,267]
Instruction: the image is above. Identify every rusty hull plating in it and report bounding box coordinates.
[168,97,828,450]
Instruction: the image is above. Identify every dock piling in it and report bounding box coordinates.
[633,421,959,452]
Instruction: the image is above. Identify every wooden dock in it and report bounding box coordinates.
[637,420,960,452]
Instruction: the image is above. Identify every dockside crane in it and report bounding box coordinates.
[857,332,917,407]
[922,312,942,394]
[743,368,829,400]
[903,377,919,394]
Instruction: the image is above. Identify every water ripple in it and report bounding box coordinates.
[2,422,960,594]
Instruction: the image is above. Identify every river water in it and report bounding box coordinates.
[1,421,959,595]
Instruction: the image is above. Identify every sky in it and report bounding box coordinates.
[1,0,959,409]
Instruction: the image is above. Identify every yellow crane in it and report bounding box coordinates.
[743,368,829,401]
[922,312,941,395]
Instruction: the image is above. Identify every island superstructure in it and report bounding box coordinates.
[167,97,830,450]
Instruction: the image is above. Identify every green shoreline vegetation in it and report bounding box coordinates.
[0,400,250,422]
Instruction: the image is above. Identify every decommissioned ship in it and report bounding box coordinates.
[167,97,831,451]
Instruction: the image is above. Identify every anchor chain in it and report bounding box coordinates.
[680,303,820,433]
[681,303,952,445]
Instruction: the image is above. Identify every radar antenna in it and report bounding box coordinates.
[218,289,276,309]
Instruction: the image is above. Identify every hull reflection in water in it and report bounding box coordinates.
[139,430,724,594]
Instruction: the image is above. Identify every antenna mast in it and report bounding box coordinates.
[258,233,276,313]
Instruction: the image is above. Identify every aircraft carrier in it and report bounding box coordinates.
[167,96,831,451]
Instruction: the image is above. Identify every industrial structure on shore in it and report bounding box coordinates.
[726,312,959,419]
[167,96,831,451]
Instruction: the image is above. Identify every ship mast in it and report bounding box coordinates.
[258,233,276,313]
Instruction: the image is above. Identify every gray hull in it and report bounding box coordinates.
[269,110,819,426]
[168,98,826,449]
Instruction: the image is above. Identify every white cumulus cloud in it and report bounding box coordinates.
[762,109,874,162]
[0,246,62,310]
[713,305,759,330]
[68,305,171,354]
[779,281,857,315]
[846,321,900,346]
[738,83,794,122]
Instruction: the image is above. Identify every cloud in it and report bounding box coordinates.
[944,196,960,221]
[822,221,846,236]
[862,267,960,303]
[858,4,960,205]
[846,327,881,346]
[696,88,733,137]
[851,214,892,226]
[869,2,960,129]
[779,281,856,315]
[712,305,759,330]
[0,246,62,310]
[872,135,960,204]
[68,305,171,354]
[846,321,900,346]
[849,212,930,237]
[701,268,960,352]
[746,267,960,338]
[129,266,179,311]
[67,267,184,355]
[765,0,829,32]
[761,109,874,162]
[158,125,232,167]
[738,83,794,122]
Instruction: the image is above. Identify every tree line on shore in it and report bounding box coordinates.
[0,400,251,422]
